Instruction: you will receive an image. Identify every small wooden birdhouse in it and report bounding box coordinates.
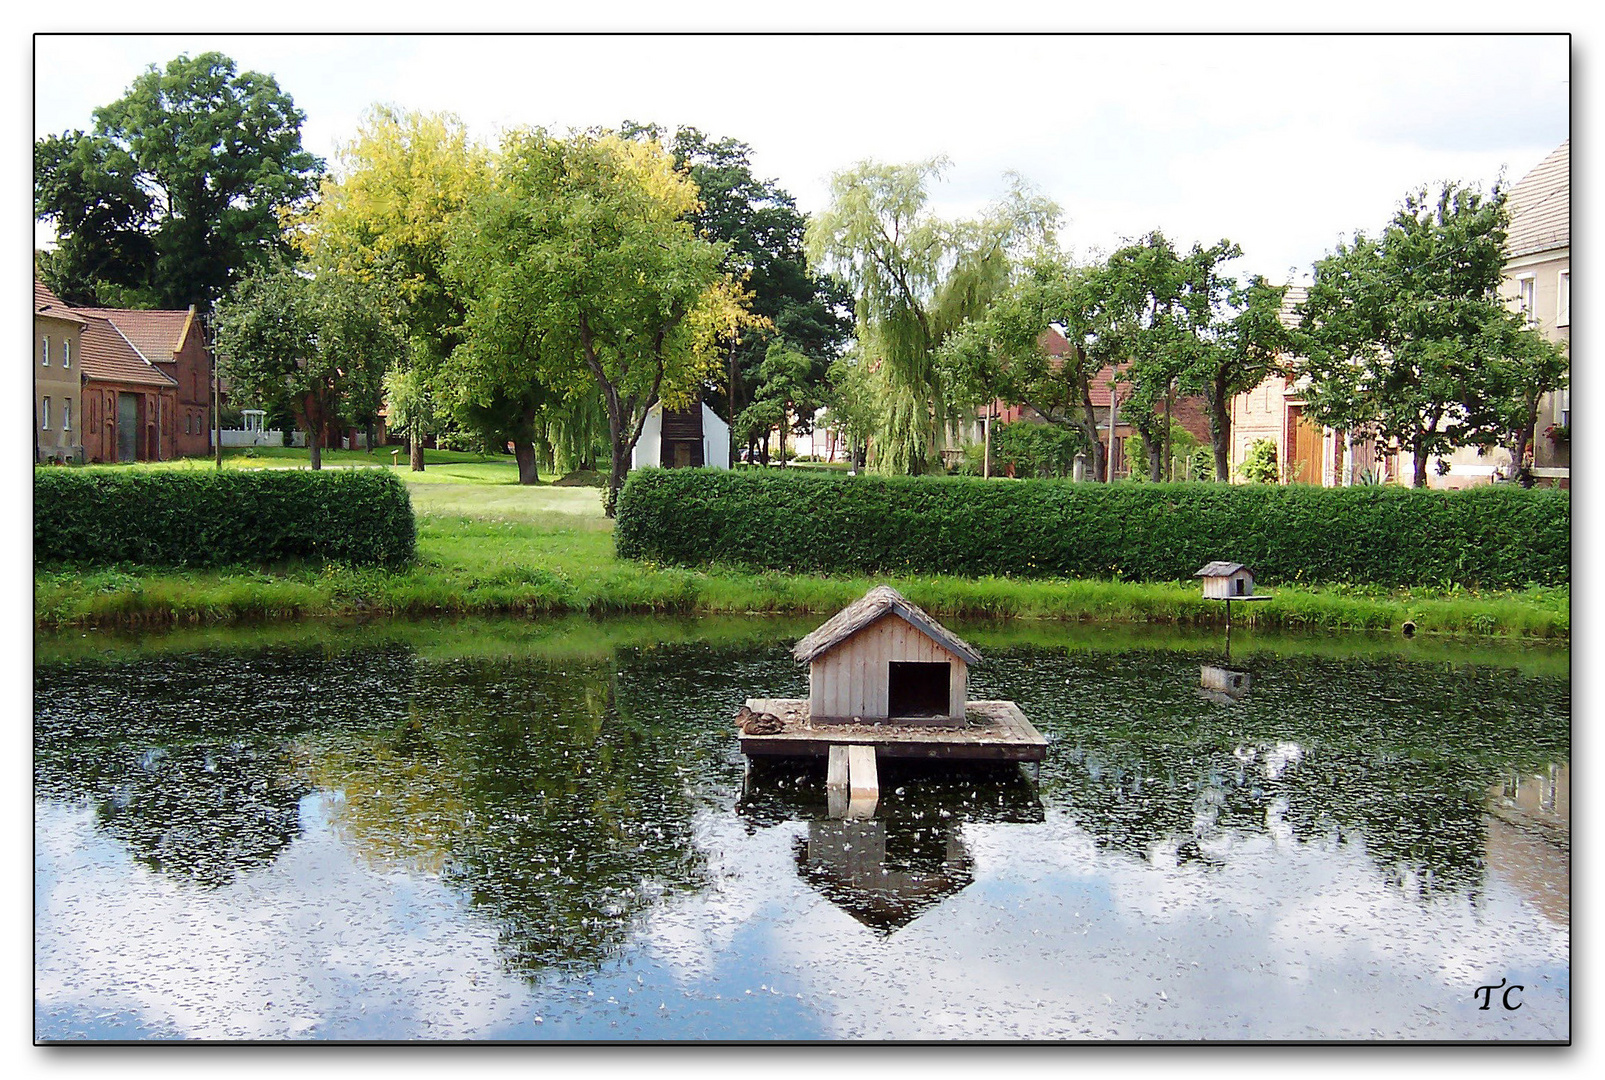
[791,585,982,727]
[1195,561,1256,600]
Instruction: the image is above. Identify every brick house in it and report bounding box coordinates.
[77,310,181,463]
[971,327,1214,479]
[75,304,214,457]
[34,281,86,463]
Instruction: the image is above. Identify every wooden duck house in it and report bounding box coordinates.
[791,585,982,727]
[1195,561,1259,599]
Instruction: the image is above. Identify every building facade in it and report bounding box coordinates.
[34,281,85,463]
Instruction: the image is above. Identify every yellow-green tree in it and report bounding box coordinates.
[444,130,760,510]
[291,107,490,470]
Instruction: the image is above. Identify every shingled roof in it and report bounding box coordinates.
[1506,140,1568,260]
[792,585,982,666]
[35,280,87,325]
[1194,561,1246,578]
[74,306,198,363]
[78,315,179,388]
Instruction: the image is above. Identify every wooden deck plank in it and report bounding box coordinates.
[738,698,1047,762]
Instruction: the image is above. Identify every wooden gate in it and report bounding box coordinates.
[1287,405,1323,485]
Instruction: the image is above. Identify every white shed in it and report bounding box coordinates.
[791,586,982,726]
[631,401,730,470]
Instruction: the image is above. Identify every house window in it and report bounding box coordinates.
[1516,275,1537,327]
[41,397,51,429]
[1558,271,1570,327]
[41,336,50,366]
[62,338,71,367]
[63,399,72,432]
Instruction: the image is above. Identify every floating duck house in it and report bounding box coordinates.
[737,587,1047,774]
[791,585,982,727]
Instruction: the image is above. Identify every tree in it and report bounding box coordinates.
[1293,181,1565,487]
[937,253,1123,482]
[819,351,881,470]
[213,256,405,470]
[737,339,822,464]
[621,123,855,443]
[293,107,491,472]
[807,159,1058,474]
[443,129,759,512]
[35,52,323,310]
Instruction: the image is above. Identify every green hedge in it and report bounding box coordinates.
[615,469,1569,589]
[35,467,416,568]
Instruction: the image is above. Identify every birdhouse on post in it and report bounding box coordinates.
[1195,561,1258,599]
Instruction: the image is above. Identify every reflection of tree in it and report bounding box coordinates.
[32,649,399,887]
[93,744,309,887]
[972,647,1570,904]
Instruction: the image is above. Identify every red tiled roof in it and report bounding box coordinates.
[78,315,179,388]
[73,306,197,362]
[34,280,87,325]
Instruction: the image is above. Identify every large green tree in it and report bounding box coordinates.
[213,255,405,470]
[807,159,1058,474]
[444,129,758,512]
[1292,181,1566,487]
[621,123,854,447]
[35,52,323,310]
[938,253,1124,481]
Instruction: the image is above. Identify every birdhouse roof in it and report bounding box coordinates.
[792,585,982,666]
[1194,561,1248,578]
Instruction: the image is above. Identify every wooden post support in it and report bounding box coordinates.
[827,745,851,818]
[847,744,879,818]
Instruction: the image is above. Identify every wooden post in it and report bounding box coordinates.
[213,349,222,470]
[827,745,850,819]
[847,745,878,819]
[1224,597,1232,661]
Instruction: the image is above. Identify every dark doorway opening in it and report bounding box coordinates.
[117,393,139,462]
[888,661,951,718]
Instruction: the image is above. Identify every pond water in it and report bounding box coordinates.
[34,617,1569,1041]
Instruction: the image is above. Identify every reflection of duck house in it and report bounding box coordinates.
[795,818,974,935]
[737,587,1047,811]
[1198,664,1251,703]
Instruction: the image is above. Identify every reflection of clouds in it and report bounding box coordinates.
[36,796,529,1040]
[636,811,1568,1041]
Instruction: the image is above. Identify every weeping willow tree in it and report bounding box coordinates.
[805,158,1058,474]
[544,386,610,476]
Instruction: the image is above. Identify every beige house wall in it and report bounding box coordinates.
[1432,246,1571,488]
[809,614,968,721]
[36,315,83,462]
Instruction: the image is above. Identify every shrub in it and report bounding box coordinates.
[614,469,1568,589]
[1240,438,1279,483]
[35,467,416,568]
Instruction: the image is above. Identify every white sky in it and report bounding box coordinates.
[27,27,1570,286]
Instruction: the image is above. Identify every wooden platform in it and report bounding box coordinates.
[739,698,1048,762]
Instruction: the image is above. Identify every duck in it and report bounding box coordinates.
[734,704,784,735]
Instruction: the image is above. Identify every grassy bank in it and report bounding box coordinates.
[33,450,1569,639]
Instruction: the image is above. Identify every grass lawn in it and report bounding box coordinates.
[34,449,1570,639]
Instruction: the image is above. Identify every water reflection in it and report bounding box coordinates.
[33,622,1569,1040]
[1198,664,1251,704]
[740,760,1044,934]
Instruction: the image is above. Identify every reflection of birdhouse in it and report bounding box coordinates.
[1199,664,1251,703]
[794,818,974,935]
[1195,561,1258,599]
[792,586,982,726]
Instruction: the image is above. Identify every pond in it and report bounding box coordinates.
[34,617,1569,1041]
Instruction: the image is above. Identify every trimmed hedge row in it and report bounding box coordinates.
[615,468,1569,589]
[35,467,416,568]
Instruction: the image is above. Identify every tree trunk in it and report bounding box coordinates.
[605,442,630,518]
[778,411,787,466]
[410,419,425,472]
[365,420,375,454]
[1209,391,1231,483]
[1411,435,1429,488]
[307,395,323,471]
[513,438,539,485]
[1146,431,1164,482]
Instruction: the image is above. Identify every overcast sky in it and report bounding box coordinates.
[31,31,1568,286]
